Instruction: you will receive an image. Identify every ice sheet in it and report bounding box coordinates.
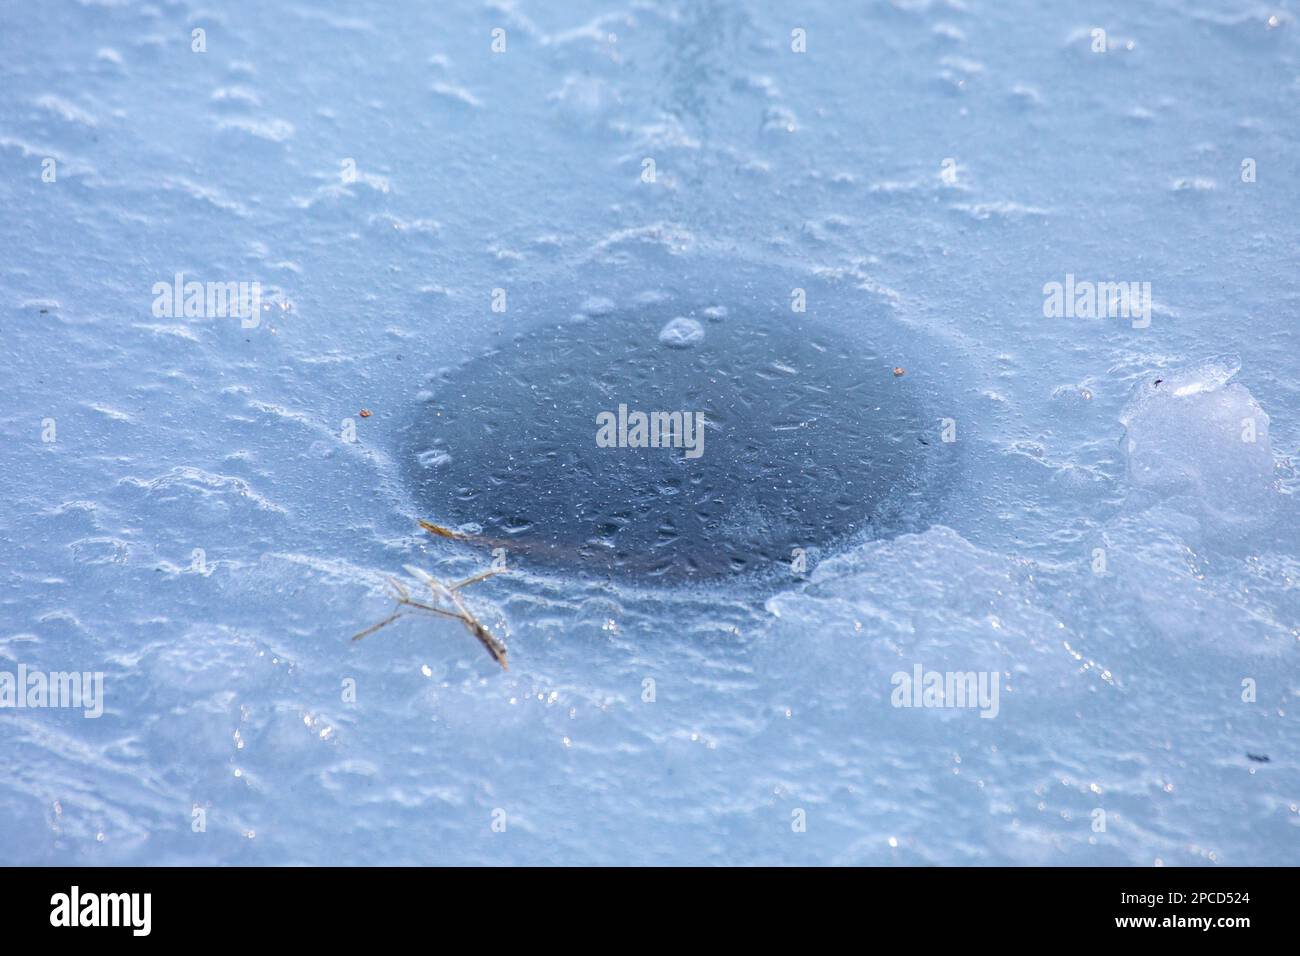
[1,0,1297,865]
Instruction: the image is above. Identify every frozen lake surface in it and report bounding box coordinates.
[1,0,1298,865]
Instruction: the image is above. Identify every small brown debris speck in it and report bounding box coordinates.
[892,367,905,377]
[359,409,372,418]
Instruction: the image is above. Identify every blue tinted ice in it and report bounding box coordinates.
[1,0,1298,866]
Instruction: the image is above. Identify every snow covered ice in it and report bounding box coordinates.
[0,0,1298,866]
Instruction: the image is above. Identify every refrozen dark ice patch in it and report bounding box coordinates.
[400,291,950,583]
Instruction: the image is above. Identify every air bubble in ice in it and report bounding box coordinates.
[658,316,705,349]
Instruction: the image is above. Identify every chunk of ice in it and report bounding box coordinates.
[1119,356,1274,524]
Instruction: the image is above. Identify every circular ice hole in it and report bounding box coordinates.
[400,307,945,583]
